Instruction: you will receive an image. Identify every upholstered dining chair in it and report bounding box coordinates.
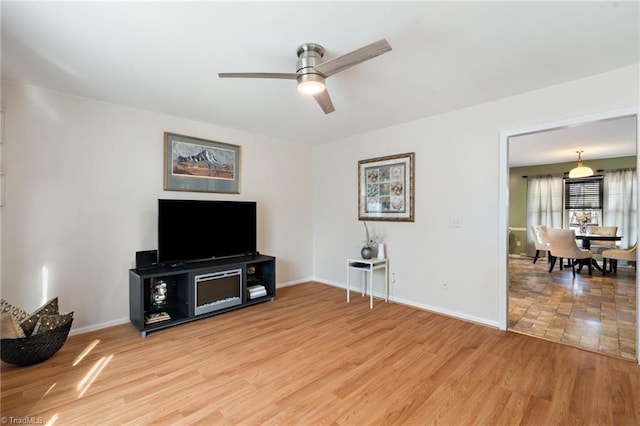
[602,242,637,274]
[530,225,550,264]
[586,225,618,254]
[547,228,593,276]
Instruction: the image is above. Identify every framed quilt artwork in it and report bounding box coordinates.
[358,152,415,222]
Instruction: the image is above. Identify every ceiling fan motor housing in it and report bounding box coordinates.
[296,43,325,76]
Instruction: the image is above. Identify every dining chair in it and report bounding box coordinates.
[602,242,637,273]
[586,225,619,254]
[547,228,593,276]
[530,224,550,264]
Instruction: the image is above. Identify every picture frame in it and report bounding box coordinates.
[358,152,415,222]
[164,132,240,194]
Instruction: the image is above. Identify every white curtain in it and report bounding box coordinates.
[525,175,564,256]
[603,169,637,248]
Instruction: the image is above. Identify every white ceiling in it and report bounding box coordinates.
[508,115,638,167]
[2,1,638,164]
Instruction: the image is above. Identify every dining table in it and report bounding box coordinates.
[574,233,623,250]
[574,233,623,273]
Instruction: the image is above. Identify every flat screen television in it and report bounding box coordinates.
[158,199,257,265]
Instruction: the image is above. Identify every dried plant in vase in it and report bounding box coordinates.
[361,221,378,259]
[577,214,591,234]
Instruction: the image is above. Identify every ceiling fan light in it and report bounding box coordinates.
[569,150,593,178]
[297,74,325,95]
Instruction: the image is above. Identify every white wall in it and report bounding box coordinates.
[312,64,640,326]
[1,82,313,332]
[3,64,638,333]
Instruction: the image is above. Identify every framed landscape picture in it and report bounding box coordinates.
[358,152,415,222]
[164,132,240,194]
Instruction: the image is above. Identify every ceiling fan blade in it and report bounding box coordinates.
[314,39,392,78]
[314,90,335,114]
[218,72,298,80]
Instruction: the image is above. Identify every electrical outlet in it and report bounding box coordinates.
[442,282,449,291]
[392,272,396,284]
[449,217,461,228]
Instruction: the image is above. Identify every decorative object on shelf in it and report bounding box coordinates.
[361,221,376,259]
[358,152,415,222]
[377,243,386,259]
[361,246,373,259]
[151,280,167,308]
[577,214,591,234]
[164,132,240,194]
[568,150,594,178]
[1,298,73,366]
[247,284,267,299]
[362,221,377,247]
[144,312,171,325]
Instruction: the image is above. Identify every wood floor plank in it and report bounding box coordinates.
[2,282,639,425]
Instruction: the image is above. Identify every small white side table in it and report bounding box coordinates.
[346,257,389,309]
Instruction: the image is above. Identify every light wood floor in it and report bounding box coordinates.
[2,283,639,425]
[509,256,637,360]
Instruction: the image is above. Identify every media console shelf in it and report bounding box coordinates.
[129,254,275,337]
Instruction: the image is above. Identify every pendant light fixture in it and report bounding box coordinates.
[568,150,594,178]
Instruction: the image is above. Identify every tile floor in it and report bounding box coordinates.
[509,256,637,361]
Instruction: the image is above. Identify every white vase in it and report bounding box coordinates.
[377,243,385,259]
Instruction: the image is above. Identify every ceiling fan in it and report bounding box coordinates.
[218,39,392,114]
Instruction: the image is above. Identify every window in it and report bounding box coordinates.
[564,176,603,227]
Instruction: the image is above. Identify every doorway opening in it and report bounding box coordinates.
[499,108,639,362]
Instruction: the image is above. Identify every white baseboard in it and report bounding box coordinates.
[69,317,130,336]
[313,278,499,329]
[509,253,536,259]
[276,277,313,288]
[389,295,499,328]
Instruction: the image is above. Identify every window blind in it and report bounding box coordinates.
[564,177,603,209]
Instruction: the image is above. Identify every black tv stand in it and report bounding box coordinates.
[129,254,275,337]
